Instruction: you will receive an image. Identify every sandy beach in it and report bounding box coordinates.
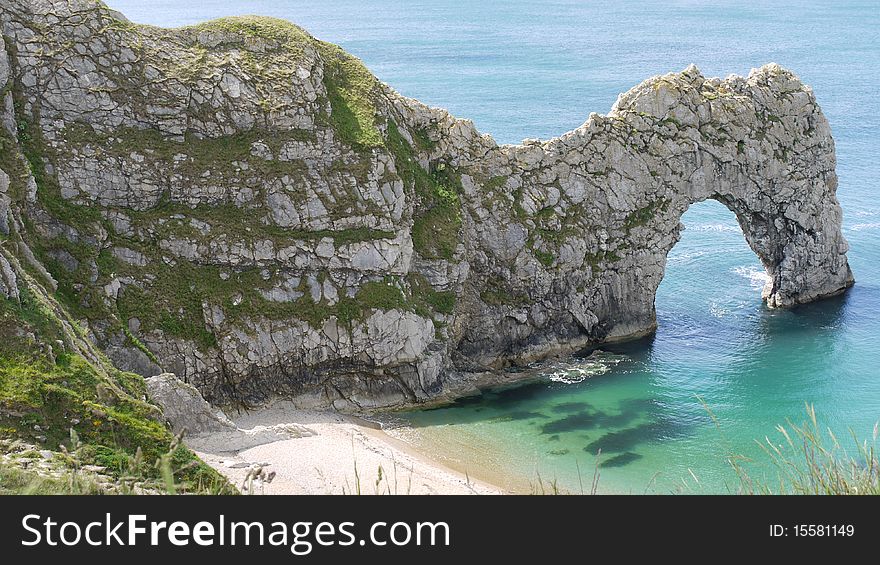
[188,401,503,495]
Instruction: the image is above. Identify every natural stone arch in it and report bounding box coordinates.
[0,0,854,406]
[446,64,854,366]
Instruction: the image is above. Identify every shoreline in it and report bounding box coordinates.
[189,401,507,495]
[190,348,633,496]
[403,339,658,412]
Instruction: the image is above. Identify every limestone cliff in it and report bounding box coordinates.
[0,0,853,410]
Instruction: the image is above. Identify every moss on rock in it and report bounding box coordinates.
[0,277,233,494]
[385,120,462,260]
[318,43,384,150]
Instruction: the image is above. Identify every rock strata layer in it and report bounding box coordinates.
[0,0,853,408]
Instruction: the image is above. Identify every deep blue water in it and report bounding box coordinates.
[105,0,880,493]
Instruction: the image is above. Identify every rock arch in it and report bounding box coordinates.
[0,0,854,405]
[449,64,854,366]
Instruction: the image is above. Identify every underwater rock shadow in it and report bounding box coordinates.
[583,417,696,455]
[540,408,639,435]
[551,401,593,414]
[401,380,555,427]
[492,410,550,422]
[599,452,643,468]
[539,397,660,435]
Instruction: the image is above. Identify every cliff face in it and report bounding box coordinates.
[0,0,853,409]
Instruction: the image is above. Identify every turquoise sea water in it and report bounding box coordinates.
[106,0,880,493]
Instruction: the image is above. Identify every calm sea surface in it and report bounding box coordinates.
[106,0,880,493]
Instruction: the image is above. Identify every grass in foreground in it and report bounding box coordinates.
[0,428,234,495]
[0,462,103,495]
[526,404,879,495]
[0,249,235,495]
[728,404,879,495]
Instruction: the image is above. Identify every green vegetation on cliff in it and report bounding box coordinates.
[386,120,462,260]
[190,15,313,46]
[9,81,116,325]
[1,2,464,444]
[319,42,384,149]
[187,15,385,150]
[1,32,231,490]
[480,275,530,306]
[0,258,233,494]
[4,7,459,357]
[623,198,670,232]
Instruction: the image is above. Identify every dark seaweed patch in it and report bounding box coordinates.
[599,452,643,468]
[617,398,657,413]
[493,410,550,422]
[540,408,639,434]
[551,401,593,414]
[584,418,691,454]
[481,382,548,407]
[541,412,605,434]
[585,425,655,454]
[596,410,639,428]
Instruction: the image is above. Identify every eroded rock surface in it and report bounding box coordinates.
[0,0,853,408]
[145,372,311,451]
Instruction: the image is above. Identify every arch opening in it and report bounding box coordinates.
[656,199,767,321]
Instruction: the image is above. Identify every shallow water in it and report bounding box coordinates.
[106,0,880,493]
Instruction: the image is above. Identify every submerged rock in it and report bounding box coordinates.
[599,452,643,468]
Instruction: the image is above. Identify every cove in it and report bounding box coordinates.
[391,199,866,493]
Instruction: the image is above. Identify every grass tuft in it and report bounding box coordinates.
[728,404,880,495]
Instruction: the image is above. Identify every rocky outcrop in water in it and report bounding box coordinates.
[0,0,853,409]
